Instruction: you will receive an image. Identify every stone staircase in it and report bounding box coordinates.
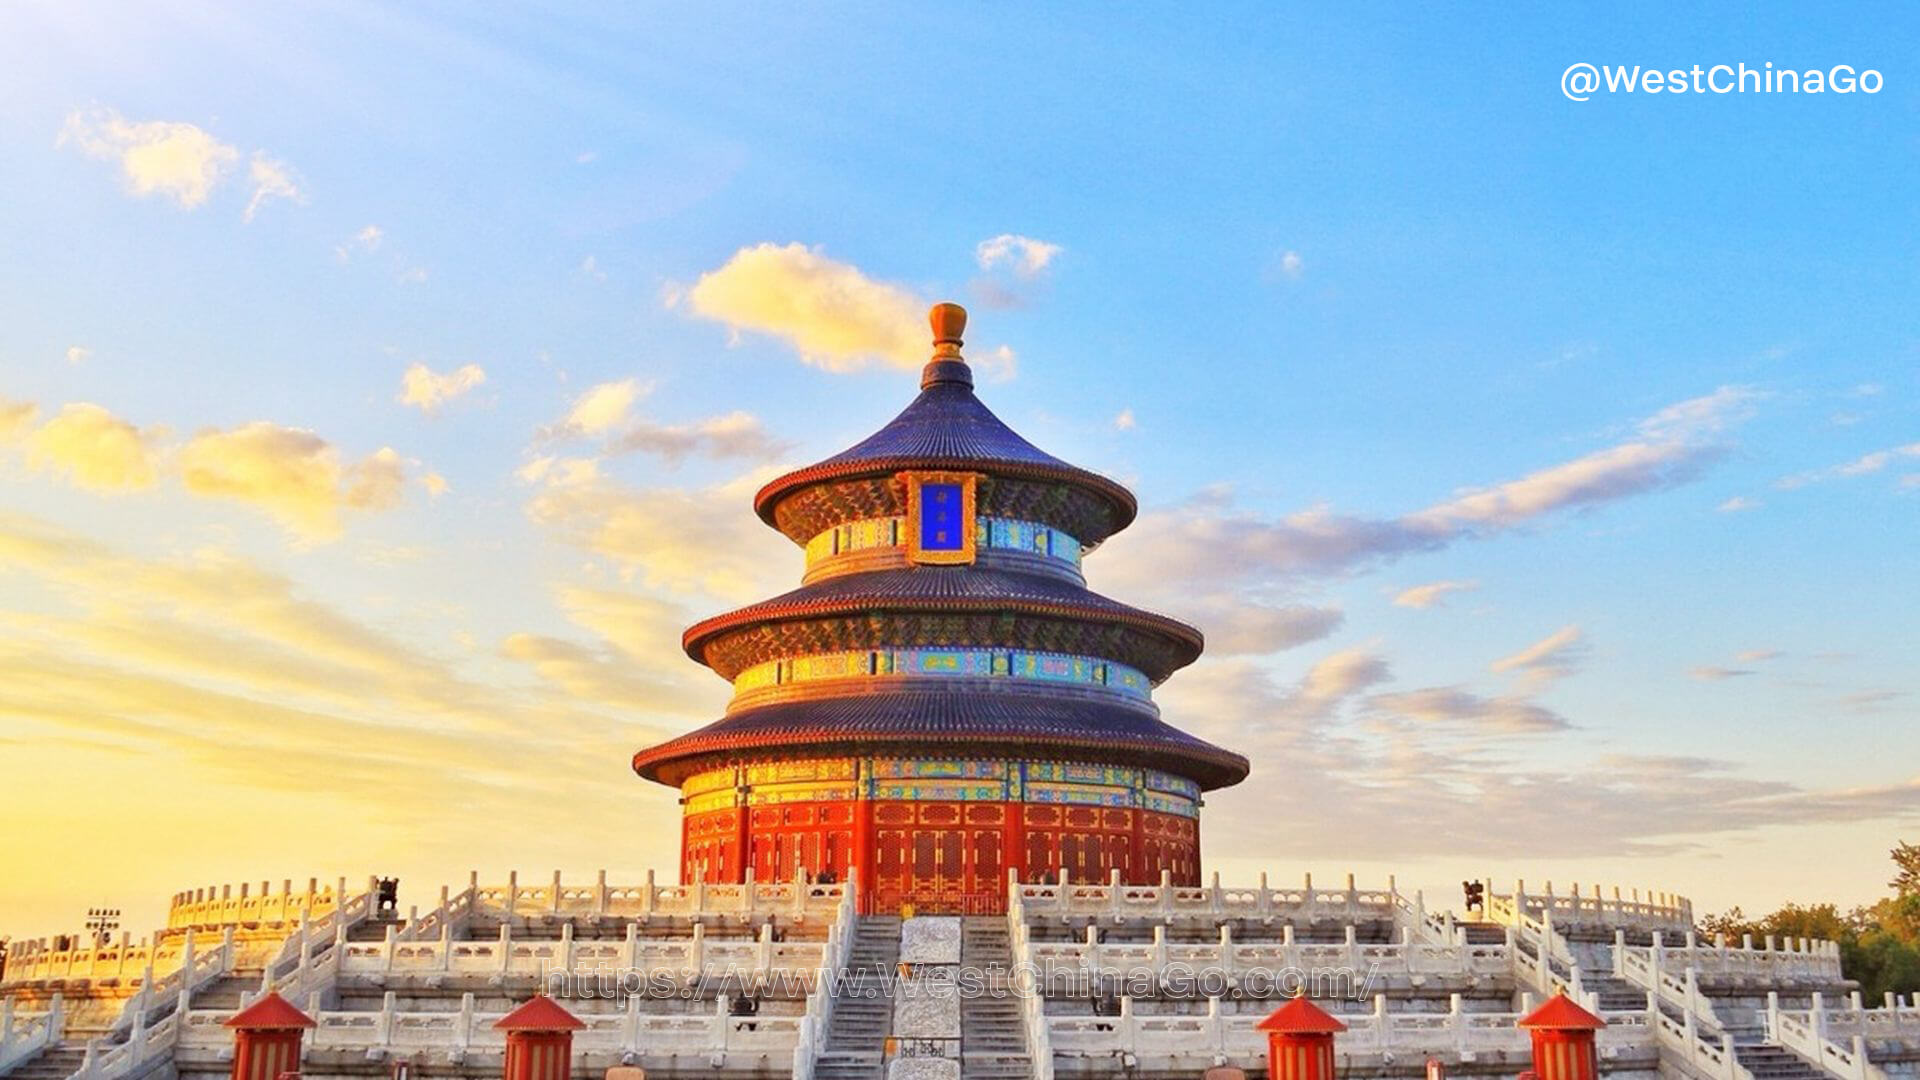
[1725,1022,1827,1080]
[959,918,1030,1080]
[1459,922,1506,945]
[3,1045,88,1080]
[814,915,900,1080]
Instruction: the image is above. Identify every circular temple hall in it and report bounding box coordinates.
[632,303,1249,914]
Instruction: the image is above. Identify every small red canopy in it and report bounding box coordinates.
[222,992,316,1030]
[1254,996,1349,1034]
[1518,992,1607,1031]
[493,995,586,1032]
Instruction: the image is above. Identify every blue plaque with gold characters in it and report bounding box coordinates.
[902,470,978,565]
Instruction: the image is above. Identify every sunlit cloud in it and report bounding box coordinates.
[60,107,240,208]
[243,153,305,221]
[1114,408,1136,431]
[975,234,1062,277]
[676,243,924,372]
[26,402,167,491]
[177,423,407,540]
[1392,579,1478,609]
[65,346,91,366]
[399,362,488,412]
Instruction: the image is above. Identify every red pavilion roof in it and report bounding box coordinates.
[1254,996,1349,1034]
[1518,992,1607,1030]
[223,991,316,1030]
[493,995,586,1031]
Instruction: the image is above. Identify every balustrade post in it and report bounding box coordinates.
[1259,871,1273,919]
[177,934,197,1013]
[596,870,608,916]
[551,870,563,914]
[382,924,398,972]
[440,922,453,973]
[456,992,475,1051]
[1211,870,1224,915]
[757,923,773,976]
[1085,926,1101,974]
[1152,924,1168,971]
[499,923,513,974]
[1811,991,1827,1042]
[623,990,641,1056]
[692,866,705,913]
[1450,993,1466,1054]
[1344,924,1358,972]
[379,991,397,1047]
[691,922,706,972]
[507,871,520,918]
[642,869,656,916]
[1117,995,1136,1057]
[559,922,575,972]
[1345,872,1358,921]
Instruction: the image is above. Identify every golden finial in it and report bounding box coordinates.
[929,302,966,358]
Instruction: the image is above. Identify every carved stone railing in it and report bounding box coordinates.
[1012,870,1398,925]
[1766,992,1915,1080]
[456,870,847,925]
[1650,1005,1755,1080]
[0,997,64,1074]
[166,878,348,931]
[336,922,825,980]
[1486,880,1691,932]
[789,872,856,1080]
[1021,924,1510,982]
[1616,930,1844,985]
[1045,994,1654,1065]
[178,994,800,1067]
[1615,947,1725,1032]
[1007,879,1055,1080]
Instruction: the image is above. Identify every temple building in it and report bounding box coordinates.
[631,303,1249,913]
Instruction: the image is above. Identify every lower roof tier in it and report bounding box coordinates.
[683,566,1204,683]
[631,685,1250,790]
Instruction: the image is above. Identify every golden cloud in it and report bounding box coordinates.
[179,423,406,540]
[678,243,924,372]
[26,402,166,491]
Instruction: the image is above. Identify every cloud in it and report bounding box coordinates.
[1114,408,1136,431]
[975,234,1062,278]
[421,471,449,497]
[1777,441,1920,490]
[0,399,40,441]
[178,423,407,540]
[60,107,239,208]
[1184,600,1344,656]
[1717,496,1761,513]
[578,255,607,282]
[1160,644,1920,861]
[676,243,925,372]
[26,402,166,491]
[1277,250,1305,280]
[243,153,304,222]
[1489,624,1586,688]
[335,225,384,261]
[1366,686,1571,734]
[560,379,644,436]
[1735,649,1782,663]
[1099,388,1756,593]
[606,411,788,464]
[65,346,91,366]
[1691,666,1756,681]
[399,363,488,412]
[1392,580,1478,609]
[523,468,793,603]
[972,344,1017,383]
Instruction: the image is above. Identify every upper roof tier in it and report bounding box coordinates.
[754,304,1138,547]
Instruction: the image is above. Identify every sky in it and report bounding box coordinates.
[0,1,1916,941]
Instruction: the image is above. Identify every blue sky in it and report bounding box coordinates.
[0,1,1915,937]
